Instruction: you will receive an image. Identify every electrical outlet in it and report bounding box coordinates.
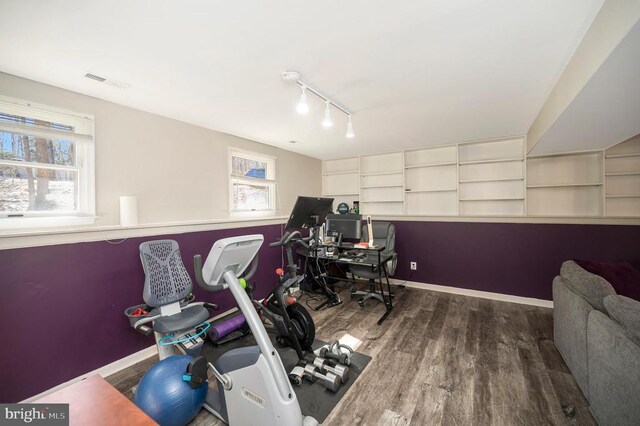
[410,261,417,270]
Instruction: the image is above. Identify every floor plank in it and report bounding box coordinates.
[106,285,595,425]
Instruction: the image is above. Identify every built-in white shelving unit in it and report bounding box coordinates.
[605,135,640,217]
[360,152,404,215]
[458,137,525,216]
[320,134,640,219]
[322,157,359,210]
[526,151,603,217]
[404,145,458,216]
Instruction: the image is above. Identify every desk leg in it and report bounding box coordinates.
[376,263,394,325]
[306,256,342,311]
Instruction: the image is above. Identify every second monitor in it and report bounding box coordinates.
[325,213,362,240]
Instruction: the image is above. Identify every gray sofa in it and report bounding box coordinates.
[553,261,640,426]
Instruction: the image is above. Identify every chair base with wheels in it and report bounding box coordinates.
[351,280,390,307]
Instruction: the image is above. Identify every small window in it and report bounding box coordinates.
[229,148,276,215]
[0,96,95,230]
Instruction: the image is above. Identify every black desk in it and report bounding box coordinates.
[299,244,395,325]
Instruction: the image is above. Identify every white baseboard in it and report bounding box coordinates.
[21,345,158,403]
[390,278,553,308]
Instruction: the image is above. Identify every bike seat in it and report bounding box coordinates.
[153,305,209,333]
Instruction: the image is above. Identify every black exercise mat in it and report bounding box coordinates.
[202,334,371,423]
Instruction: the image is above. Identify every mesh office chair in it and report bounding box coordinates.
[138,239,211,358]
[349,222,397,305]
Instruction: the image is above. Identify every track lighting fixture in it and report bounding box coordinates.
[282,70,354,139]
[296,85,309,115]
[322,101,333,128]
[346,116,355,138]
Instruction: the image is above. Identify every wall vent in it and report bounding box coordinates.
[84,72,130,89]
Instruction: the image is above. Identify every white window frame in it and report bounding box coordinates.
[0,96,96,231]
[228,147,276,217]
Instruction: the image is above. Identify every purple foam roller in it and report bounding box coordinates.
[210,314,246,341]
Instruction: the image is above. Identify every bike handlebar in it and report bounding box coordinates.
[269,231,311,249]
[243,256,259,280]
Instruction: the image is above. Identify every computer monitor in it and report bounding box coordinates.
[285,196,334,229]
[325,213,362,240]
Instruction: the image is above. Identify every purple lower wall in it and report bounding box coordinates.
[0,224,284,403]
[2,220,639,402]
[391,221,640,300]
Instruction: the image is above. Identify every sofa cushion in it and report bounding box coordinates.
[604,294,640,347]
[575,259,640,302]
[560,260,615,313]
[587,310,640,426]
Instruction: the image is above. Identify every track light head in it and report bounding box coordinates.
[296,86,309,115]
[322,101,333,128]
[282,70,302,81]
[346,116,355,138]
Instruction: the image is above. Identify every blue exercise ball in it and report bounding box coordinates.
[134,355,207,426]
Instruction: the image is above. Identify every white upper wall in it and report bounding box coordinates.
[0,0,603,159]
[0,72,322,226]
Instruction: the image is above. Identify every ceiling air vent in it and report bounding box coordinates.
[84,73,106,82]
[84,72,130,89]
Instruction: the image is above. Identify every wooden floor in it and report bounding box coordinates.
[106,286,596,425]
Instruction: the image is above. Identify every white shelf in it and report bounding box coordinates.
[406,190,458,216]
[605,153,640,159]
[459,157,523,165]
[528,185,602,217]
[318,135,640,218]
[527,151,603,218]
[528,214,601,218]
[322,170,359,176]
[605,172,640,177]
[460,197,525,201]
[361,184,403,189]
[459,199,525,216]
[527,183,602,188]
[323,157,359,202]
[460,177,523,183]
[360,171,403,177]
[406,189,456,193]
[528,150,602,159]
[404,162,456,169]
[605,136,640,217]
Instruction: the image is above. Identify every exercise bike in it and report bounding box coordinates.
[126,236,318,425]
[258,231,316,359]
[198,230,316,362]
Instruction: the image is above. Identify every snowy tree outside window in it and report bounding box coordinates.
[0,97,95,230]
[229,148,276,215]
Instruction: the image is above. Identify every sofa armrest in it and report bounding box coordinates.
[588,310,640,426]
[553,275,592,398]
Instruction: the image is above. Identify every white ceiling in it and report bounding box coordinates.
[0,0,604,160]
[530,20,640,155]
